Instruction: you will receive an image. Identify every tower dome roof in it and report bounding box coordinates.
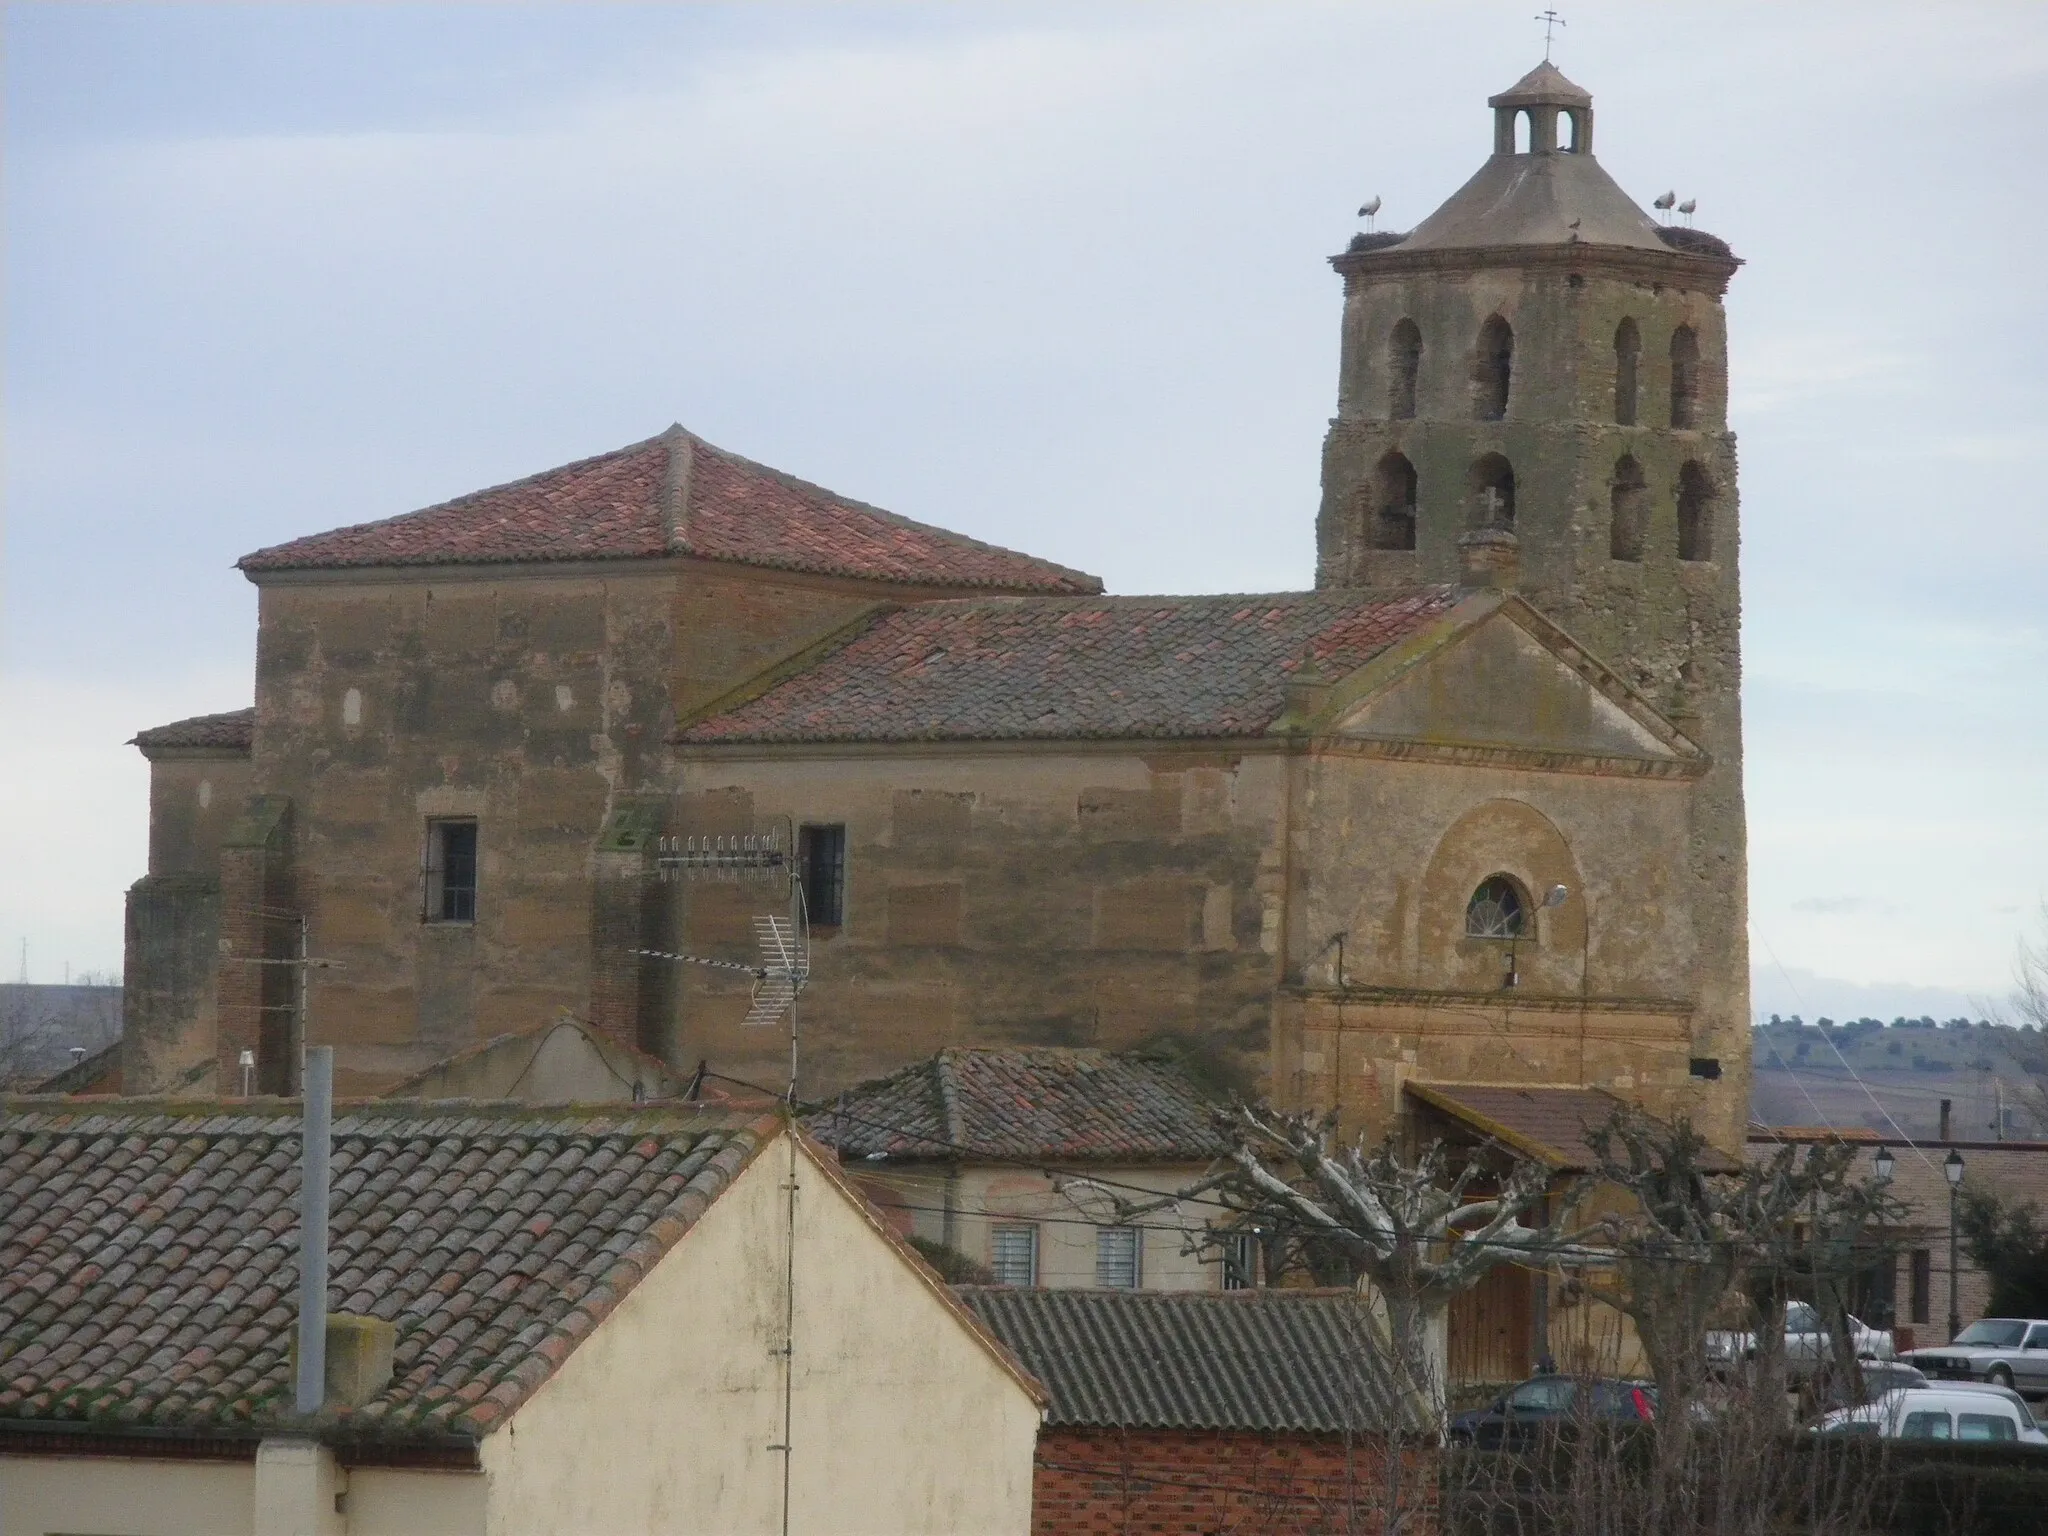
[1488,60,1593,107]
[1398,62,1667,254]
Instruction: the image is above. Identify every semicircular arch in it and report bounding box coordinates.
[1410,798,1587,992]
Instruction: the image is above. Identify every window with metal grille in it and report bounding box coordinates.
[1220,1230,1258,1291]
[423,819,478,923]
[1095,1226,1141,1289]
[1465,876,1526,939]
[990,1224,1038,1287]
[799,824,846,928]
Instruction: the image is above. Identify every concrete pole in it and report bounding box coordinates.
[296,1046,333,1416]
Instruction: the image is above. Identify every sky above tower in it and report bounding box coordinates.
[4,2,2043,1021]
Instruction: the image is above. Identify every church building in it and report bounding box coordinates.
[123,64,1750,1152]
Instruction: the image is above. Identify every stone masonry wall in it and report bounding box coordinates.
[664,748,1289,1097]
[1314,249,1747,1144]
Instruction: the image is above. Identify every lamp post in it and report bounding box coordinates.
[1874,1146,1896,1328]
[1945,1148,1966,1341]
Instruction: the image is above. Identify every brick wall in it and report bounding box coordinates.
[1031,1426,1435,1536]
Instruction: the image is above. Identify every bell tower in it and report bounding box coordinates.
[1313,61,1751,1119]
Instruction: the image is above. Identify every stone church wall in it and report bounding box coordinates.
[247,565,677,1092]
[663,748,1291,1096]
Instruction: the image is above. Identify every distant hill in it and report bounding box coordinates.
[0,983,121,1085]
[1751,1016,2045,1141]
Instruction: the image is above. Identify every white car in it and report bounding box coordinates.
[1707,1301,1897,1372]
[1903,1318,2048,1393]
[1813,1385,2046,1445]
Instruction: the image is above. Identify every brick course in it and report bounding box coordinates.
[1031,1427,1435,1536]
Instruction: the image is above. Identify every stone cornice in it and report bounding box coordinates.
[1332,241,1738,296]
[1290,982,1695,1018]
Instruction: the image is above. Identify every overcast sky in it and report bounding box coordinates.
[4,2,2043,1021]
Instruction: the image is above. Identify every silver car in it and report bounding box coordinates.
[1904,1318,2048,1393]
[1706,1300,1897,1375]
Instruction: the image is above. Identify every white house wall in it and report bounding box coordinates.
[0,1454,255,1536]
[484,1131,1041,1536]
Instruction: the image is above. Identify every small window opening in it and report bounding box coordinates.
[1558,109,1578,153]
[1613,318,1640,425]
[1472,315,1513,421]
[424,819,479,923]
[1371,451,1418,550]
[1910,1250,1931,1326]
[1466,453,1516,530]
[1095,1225,1142,1289]
[799,823,847,927]
[1669,324,1701,429]
[991,1224,1039,1287]
[1387,318,1422,420]
[1609,455,1647,561]
[1514,109,1533,154]
[1676,461,1714,561]
[1220,1229,1259,1290]
[1465,876,1527,940]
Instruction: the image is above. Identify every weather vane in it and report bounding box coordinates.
[1535,10,1566,60]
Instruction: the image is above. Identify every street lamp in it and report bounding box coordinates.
[1874,1147,1895,1328]
[1945,1148,1967,1341]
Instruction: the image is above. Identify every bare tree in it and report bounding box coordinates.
[1579,1109,1900,1423]
[1093,1104,1596,1428]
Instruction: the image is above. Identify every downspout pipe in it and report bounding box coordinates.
[295,1046,334,1416]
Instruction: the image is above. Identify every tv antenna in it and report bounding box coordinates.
[633,823,810,1097]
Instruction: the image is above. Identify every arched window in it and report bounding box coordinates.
[1466,876,1527,939]
[1472,316,1513,421]
[1467,453,1515,530]
[1613,318,1640,426]
[1669,325,1701,429]
[1514,110,1533,154]
[1370,451,1418,550]
[1677,462,1714,561]
[1388,319,1422,420]
[1609,456,1647,562]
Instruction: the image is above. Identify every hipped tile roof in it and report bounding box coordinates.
[956,1287,1415,1433]
[0,1099,776,1441]
[680,588,1457,744]
[1406,1082,1741,1174]
[237,428,1100,595]
[129,708,254,754]
[811,1048,1230,1163]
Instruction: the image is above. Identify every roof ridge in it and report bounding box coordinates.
[237,433,667,572]
[933,1051,967,1147]
[688,434,1102,593]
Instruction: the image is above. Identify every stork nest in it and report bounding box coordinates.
[1656,225,1735,258]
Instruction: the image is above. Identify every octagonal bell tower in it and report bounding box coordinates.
[1313,61,1751,1121]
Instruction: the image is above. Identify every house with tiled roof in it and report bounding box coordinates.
[959,1287,1432,1536]
[118,63,1755,1391]
[812,1046,1242,1291]
[0,1097,1044,1536]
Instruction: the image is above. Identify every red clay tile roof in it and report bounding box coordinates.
[237,427,1100,594]
[680,588,1457,745]
[0,1099,775,1441]
[810,1047,1230,1162]
[130,707,254,754]
[1405,1082,1741,1174]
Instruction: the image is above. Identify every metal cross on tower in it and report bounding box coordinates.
[1478,485,1509,526]
[1534,10,1566,60]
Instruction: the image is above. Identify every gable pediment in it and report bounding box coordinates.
[1325,598,1698,767]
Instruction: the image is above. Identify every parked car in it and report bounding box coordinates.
[1812,1359,1927,1410]
[1449,1376,1656,1450]
[1903,1318,2048,1394]
[1705,1300,1896,1373]
[1812,1385,2046,1445]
